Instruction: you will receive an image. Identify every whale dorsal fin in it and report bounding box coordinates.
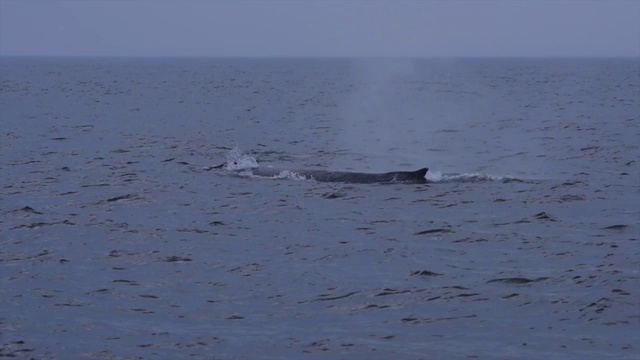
[415,168,428,178]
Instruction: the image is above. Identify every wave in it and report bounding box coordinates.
[426,171,521,183]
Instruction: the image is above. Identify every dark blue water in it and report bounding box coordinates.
[1,57,639,359]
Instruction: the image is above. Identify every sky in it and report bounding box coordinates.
[0,0,638,57]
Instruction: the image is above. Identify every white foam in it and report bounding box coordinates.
[225,147,258,170]
[426,170,444,182]
[273,170,309,181]
[427,170,510,183]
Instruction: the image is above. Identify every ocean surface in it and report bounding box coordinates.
[1,57,638,359]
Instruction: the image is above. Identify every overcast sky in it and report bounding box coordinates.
[1,0,638,57]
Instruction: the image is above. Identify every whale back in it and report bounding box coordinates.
[251,167,428,184]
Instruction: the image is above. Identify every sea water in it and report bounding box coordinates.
[1,57,638,359]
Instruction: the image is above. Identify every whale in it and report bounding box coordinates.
[209,162,428,184]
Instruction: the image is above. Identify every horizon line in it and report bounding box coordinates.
[1,54,639,59]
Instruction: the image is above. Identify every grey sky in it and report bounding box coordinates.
[1,0,638,57]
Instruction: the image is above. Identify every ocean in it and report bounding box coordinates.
[1,57,638,359]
